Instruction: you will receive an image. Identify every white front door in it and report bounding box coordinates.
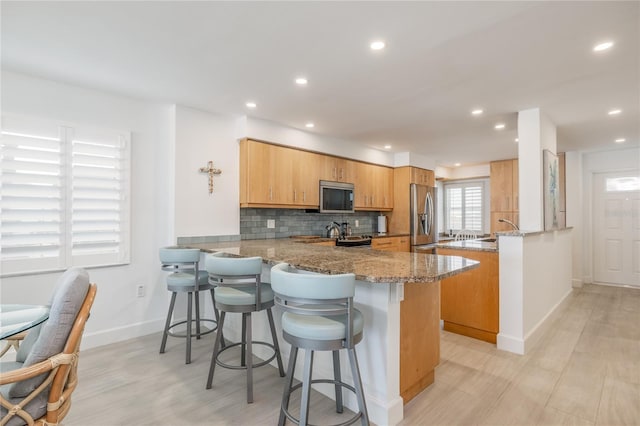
[593,170,640,286]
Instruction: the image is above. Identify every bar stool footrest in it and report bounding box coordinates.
[167,318,218,338]
[215,341,278,370]
[282,379,363,426]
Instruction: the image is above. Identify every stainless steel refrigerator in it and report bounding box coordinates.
[410,183,437,251]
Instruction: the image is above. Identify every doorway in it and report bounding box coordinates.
[592,170,640,286]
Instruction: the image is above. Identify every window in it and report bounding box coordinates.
[443,180,485,233]
[1,115,130,276]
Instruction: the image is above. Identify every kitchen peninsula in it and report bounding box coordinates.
[185,239,478,425]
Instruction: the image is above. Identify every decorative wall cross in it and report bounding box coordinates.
[198,161,222,194]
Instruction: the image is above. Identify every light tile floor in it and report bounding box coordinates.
[65,283,639,425]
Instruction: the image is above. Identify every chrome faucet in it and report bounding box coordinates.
[498,218,519,231]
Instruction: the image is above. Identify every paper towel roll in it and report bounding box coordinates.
[377,215,387,234]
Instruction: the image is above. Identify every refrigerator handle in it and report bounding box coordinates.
[426,191,434,236]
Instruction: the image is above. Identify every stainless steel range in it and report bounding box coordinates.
[335,235,372,247]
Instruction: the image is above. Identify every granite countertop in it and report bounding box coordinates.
[435,239,498,253]
[185,239,478,284]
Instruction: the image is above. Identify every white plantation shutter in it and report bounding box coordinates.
[444,180,486,233]
[1,116,130,275]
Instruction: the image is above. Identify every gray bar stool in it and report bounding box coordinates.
[270,263,369,426]
[205,252,285,403]
[159,246,221,364]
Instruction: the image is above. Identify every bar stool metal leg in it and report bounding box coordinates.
[246,312,253,403]
[267,308,285,376]
[206,311,226,389]
[194,290,201,340]
[300,350,314,426]
[241,313,247,367]
[186,291,193,364]
[210,289,225,348]
[279,345,298,426]
[332,350,344,413]
[160,292,177,354]
[348,348,369,426]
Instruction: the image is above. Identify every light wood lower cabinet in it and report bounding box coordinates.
[400,281,440,402]
[437,248,499,343]
[371,236,410,252]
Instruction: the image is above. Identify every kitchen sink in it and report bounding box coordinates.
[477,238,497,243]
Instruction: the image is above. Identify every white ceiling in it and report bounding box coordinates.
[2,1,638,166]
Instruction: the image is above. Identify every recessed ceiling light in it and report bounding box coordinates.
[305,122,314,128]
[494,123,506,130]
[295,77,308,85]
[593,41,614,52]
[370,40,386,50]
[615,138,626,143]
[515,138,519,143]
[454,163,461,167]
[608,109,622,115]
[383,145,392,149]
[246,102,257,108]
[471,109,483,116]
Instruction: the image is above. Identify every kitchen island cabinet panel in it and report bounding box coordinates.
[400,281,440,402]
[438,247,499,343]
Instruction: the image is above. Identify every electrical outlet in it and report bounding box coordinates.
[355,220,359,228]
[136,285,145,298]
[267,219,276,229]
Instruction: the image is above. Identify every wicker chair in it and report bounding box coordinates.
[0,268,97,426]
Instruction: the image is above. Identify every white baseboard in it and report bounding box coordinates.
[497,333,525,355]
[572,278,583,288]
[498,288,574,355]
[80,318,165,350]
[523,288,573,353]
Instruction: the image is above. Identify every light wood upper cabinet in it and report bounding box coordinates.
[490,159,519,234]
[240,139,319,208]
[354,162,393,211]
[291,150,320,206]
[240,139,278,205]
[410,167,435,187]
[320,156,354,183]
[240,139,393,210]
[490,160,514,212]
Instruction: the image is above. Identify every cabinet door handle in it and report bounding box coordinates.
[269,187,273,201]
[333,167,337,179]
[294,190,297,202]
[339,168,344,180]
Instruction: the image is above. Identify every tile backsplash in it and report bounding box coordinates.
[240,208,379,240]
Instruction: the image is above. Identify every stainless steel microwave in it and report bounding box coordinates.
[319,180,354,213]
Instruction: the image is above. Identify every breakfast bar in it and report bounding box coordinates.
[185,239,478,425]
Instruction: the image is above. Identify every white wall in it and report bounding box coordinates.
[565,151,584,287]
[1,71,174,349]
[243,116,395,166]
[174,106,240,237]
[518,108,557,231]
[579,146,640,284]
[498,229,573,354]
[393,151,437,170]
[435,163,490,180]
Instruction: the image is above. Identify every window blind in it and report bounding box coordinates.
[1,115,130,276]
[444,180,485,233]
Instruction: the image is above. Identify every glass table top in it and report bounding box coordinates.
[0,304,50,340]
